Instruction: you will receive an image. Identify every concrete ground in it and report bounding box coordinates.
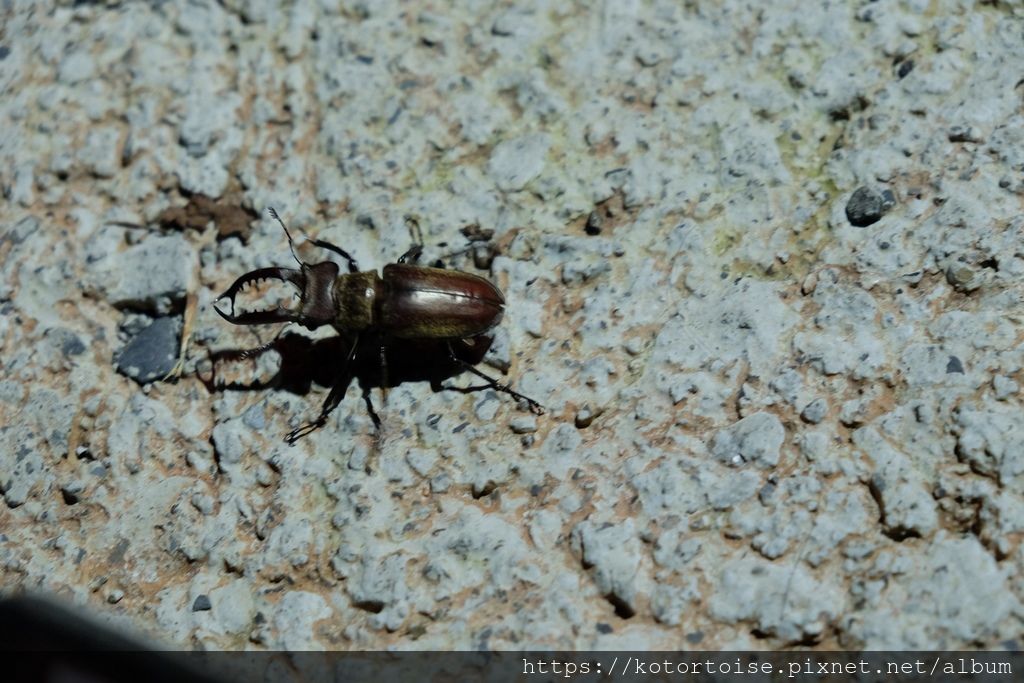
[1,0,1023,650]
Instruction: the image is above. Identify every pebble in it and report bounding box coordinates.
[509,416,537,434]
[800,398,828,424]
[845,186,895,227]
[572,519,642,618]
[98,234,194,313]
[114,316,180,384]
[945,263,982,292]
[211,419,248,466]
[242,402,267,430]
[78,126,122,178]
[487,134,550,192]
[711,412,785,469]
[992,375,1018,401]
[57,49,96,84]
[207,581,254,635]
[574,406,597,429]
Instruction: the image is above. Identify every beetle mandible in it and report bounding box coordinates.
[214,208,544,442]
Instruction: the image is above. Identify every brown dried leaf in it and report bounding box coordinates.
[156,194,257,241]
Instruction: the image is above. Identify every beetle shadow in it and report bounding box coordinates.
[203,331,495,425]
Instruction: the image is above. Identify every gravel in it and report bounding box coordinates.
[114,316,180,383]
[2,0,1022,653]
[845,186,896,227]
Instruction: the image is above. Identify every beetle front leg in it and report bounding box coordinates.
[309,238,360,274]
[397,245,422,264]
[268,207,360,274]
[445,342,545,415]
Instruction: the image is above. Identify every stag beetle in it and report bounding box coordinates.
[214,209,544,442]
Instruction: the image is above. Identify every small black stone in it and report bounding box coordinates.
[0,47,9,61]
[896,59,914,79]
[114,316,180,384]
[685,631,704,644]
[58,330,87,356]
[596,623,613,634]
[192,595,212,612]
[845,186,892,227]
[946,356,964,374]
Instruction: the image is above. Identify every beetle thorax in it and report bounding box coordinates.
[334,271,382,331]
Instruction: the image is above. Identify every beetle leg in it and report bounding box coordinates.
[378,335,389,395]
[309,238,360,274]
[378,340,389,406]
[436,382,494,393]
[362,385,382,430]
[397,245,422,264]
[399,215,427,264]
[284,334,360,443]
[445,342,545,415]
[285,379,349,443]
[268,207,360,273]
[214,267,305,325]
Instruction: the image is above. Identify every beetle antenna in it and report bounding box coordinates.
[269,207,302,267]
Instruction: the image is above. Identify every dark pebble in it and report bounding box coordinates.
[896,60,914,79]
[686,631,704,644]
[946,356,964,374]
[115,316,180,384]
[46,327,87,356]
[192,595,212,612]
[845,186,893,227]
[62,335,87,356]
[596,623,613,634]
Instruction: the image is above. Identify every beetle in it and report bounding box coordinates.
[214,208,544,442]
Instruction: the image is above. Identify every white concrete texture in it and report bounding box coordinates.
[1,0,1023,650]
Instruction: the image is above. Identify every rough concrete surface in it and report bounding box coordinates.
[2,0,1023,651]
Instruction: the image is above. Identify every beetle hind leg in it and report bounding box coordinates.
[445,342,545,415]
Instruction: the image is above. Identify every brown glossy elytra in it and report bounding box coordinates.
[214,208,544,442]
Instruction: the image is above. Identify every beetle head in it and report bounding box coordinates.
[215,260,339,330]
